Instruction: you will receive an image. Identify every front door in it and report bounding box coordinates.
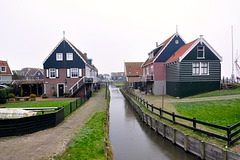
[58,84,64,97]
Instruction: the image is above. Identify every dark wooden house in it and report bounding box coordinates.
[165,35,222,98]
[43,37,99,97]
[141,32,185,95]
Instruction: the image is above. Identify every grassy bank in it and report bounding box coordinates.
[55,112,106,160]
[186,84,240,98]
[0,99,75,108]
[174,99,240,127]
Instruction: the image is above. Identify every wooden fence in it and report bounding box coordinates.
[0,94,90,138]
[126,89,240,146]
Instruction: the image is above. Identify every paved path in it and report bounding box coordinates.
[0,89,107,160]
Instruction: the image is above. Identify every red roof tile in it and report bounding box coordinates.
[125,62,143,76]
[0,60,12,75]
[166,39,198,63]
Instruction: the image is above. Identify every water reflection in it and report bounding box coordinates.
[109,86,199,160]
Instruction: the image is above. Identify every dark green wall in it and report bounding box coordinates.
[166,81,221,98]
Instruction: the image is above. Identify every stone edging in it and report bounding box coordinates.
[121,90,240,160]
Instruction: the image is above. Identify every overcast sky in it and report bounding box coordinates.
[0,0,239,77]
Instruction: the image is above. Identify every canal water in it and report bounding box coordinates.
[109,85,200,160]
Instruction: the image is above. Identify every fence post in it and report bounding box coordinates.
[151,104,154,112]
[143,99,145,106]
[159,108,162,117]
[81,97,82,105]
[70,102,72,113]
[193,117,196,131]
[172,112,175,124]
[227,125,231,146]
[146,101,149,109]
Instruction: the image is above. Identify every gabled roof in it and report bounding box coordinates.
[166,36,222,64]
[125,62,143,76]
[43,38,97,71]
[0,60,12,75]
[166,39,198,63]
[142,33,185,67]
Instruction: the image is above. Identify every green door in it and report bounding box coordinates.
[58,84,64,97]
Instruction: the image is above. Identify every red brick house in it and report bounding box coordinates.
[0,60,12,85]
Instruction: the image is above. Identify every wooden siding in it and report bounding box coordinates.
[155,35,185,62]
[44,40,85,69]
[166,61,221,82]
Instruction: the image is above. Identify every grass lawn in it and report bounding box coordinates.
[174,98,240,127]
[0,99,75,108]
[112,81,124,87]
[185,84,240,98]
[55,112,106,160]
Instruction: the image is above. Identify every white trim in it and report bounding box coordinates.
[179,38,222,62]
[70,68,79,78]
[66,53,73,61]
[49,68,56,79]
[0,66,7,73]
[67,69,70,78]
[56,53,63,61]
[153,33,186,63]
[192,62,209,76]
[57,83,65,97]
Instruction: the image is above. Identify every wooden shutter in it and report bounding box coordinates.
[79,69,82,77]
[56,69,59,78]
[46,69,49,78]
[67,69,70,78]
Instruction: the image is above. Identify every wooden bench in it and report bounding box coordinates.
[15,97,30,101]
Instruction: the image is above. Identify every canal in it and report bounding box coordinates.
[109,85,200,160]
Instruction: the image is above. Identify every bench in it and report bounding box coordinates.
[15,97,30,101]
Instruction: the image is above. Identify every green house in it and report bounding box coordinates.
[165,35,222,98]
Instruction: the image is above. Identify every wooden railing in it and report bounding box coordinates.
[125,89,240,146]
[69,77,85,97]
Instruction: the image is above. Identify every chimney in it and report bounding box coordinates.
[88,58,93,65]
[84,53,87,58]
[200,35,203,45]
[156,42,158,47]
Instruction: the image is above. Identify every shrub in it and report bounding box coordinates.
[41,94,48,99]
[30,94,36,98]
[8,93,15,98]
[63,92,70,97]
[0,89,7,104]
[52,91,57,96]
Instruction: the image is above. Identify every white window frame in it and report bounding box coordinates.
[129,82,133,87]
[71,68,78,78]
[197,46,205,59]
[1,66,6,72]
[146,67,149,75]
[49,68,56,78]
[66,53,73,61]
[151,65,154,75]
[56,53,63,61]
[192,62,209,75]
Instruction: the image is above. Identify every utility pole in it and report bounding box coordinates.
[105,82,108,99]
[231,26,235,83]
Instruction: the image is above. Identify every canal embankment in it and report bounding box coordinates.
[120,89,240,160]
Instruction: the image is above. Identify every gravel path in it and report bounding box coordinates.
[0,89,107,160]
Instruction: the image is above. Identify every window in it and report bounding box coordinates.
[175,40,179,44]
[49,68,56,78]
[201,62,209,75]
[71,68,78,78]
[151,66,154,75]
[197,46,205,59]
[56,53,63,61]
[1,66,6,72]
[136,72,139,75]
[192,62,209,75]
[146,67,149,75]
[66,53,73,61]
[129,72,131,75]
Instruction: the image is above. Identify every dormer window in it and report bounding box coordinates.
[149,52,154,59]
[1,66,6,72]
[66,53,73,61]
[197,46,205,59]
[175,40,179,44]
[56,53,63,61]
